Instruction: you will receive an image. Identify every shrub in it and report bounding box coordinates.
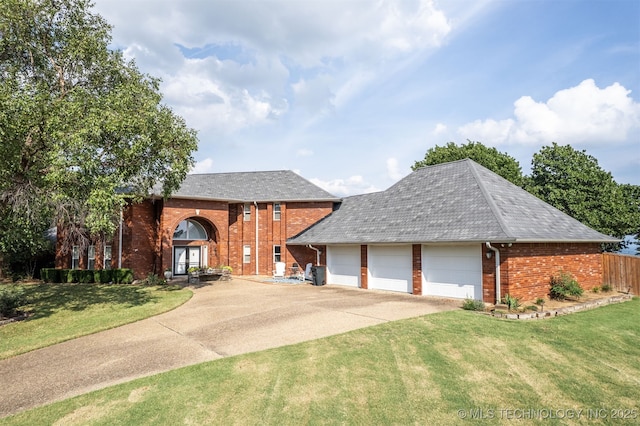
[65,269,79,283]
[462,298,485,311]
[113,268,133,284]
[592,286,600,293]
[0,285,27,317]
[502,293,521,311]
[549,271,583,300]
[93,269,111,283]
[601,283,613,292]
[77,270,94,283]
[40,268,62,283]
[140,273,166,286]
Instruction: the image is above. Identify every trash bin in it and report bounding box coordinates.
[311,265,326,286]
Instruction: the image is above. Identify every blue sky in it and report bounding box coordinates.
[94,0,639,196]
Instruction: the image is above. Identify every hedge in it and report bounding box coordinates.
[94,269,111,284]
[77,270,94,283]
[65,269,79,283]
[39,268,134,284]
[40,268,61,283]
[113,268,133,284]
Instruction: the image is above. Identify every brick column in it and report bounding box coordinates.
[360,245,368,289]
[412,244,422,295]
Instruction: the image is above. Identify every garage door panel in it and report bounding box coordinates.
[327,245,360,287]
[424,268,479,286]
[369,246,412,293]
[428,282,478,300]
[422,245,482,299]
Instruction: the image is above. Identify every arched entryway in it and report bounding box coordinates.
[172,218,218,275]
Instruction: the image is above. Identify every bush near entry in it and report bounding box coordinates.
[40,268,133,284]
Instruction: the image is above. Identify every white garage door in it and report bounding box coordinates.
[368,245,413,293]
[327,245,360,287]
[422,245,482,299]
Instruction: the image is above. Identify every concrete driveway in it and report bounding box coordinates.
[0,278,460,417]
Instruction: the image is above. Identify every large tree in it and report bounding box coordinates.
[412,140,524,186]
[0,0,198,272]
[527,143,637,244]
[620,183,640,253]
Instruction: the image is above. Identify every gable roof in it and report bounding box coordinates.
[152,170,340,203]
[287,159,618,245]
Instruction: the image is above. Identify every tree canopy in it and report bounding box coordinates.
[526,143,637,241]
[0,0,198,270]
[412,140,524,186]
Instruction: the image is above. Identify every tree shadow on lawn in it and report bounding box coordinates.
[22,283,157,320]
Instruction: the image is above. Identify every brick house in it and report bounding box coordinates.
[287,159,618,303]
[57,160,617,303]
[56,170,340,279]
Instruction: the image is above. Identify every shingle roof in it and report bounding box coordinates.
[287,159,619,245]
[152,170,340,202]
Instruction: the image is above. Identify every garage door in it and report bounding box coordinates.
[327,245,360,287]
[368,245,412,293]
[422,245,482,299]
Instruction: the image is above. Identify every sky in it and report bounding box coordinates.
[92,0,640,196]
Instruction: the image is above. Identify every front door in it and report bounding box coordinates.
[174,246,201,275]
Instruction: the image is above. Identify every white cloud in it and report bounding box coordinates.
[310,176,380,197]
[458,79,640,146]
[94,0,452,138]
[433,123,447,134]
[191,158,215,174]
[161,63,288,133]
[386,157,407,181]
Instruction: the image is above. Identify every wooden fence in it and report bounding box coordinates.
[602,253,640,295]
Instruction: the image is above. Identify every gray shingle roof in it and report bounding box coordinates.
[153,170,340,202]
[287,159,619,245]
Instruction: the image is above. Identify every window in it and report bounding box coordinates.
[243,245,251,263]
[88,245,96,270]
[173,219,207,240]
[273,203,281,221]
[243,203,251,221]
[72,246,80,269]
[104,245,112,269]
[273,245,281,263]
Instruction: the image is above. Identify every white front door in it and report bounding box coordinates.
[174,246,201,275]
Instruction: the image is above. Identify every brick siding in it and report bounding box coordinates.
[57,198,333,280]
[56,200,605,296]
[360,245,368,289]
[482,242,603,303]
[412,244,422,295]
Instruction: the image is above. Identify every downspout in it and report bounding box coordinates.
[307,244,321,265]
[485,242,500,304]
[118,207,123,268]
[254,202,259,275]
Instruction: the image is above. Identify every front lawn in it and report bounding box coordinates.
[0,283,192,360]
[5,298,638,425]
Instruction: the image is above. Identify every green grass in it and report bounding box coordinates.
[4,297,638,425]
[0,283,192,360]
